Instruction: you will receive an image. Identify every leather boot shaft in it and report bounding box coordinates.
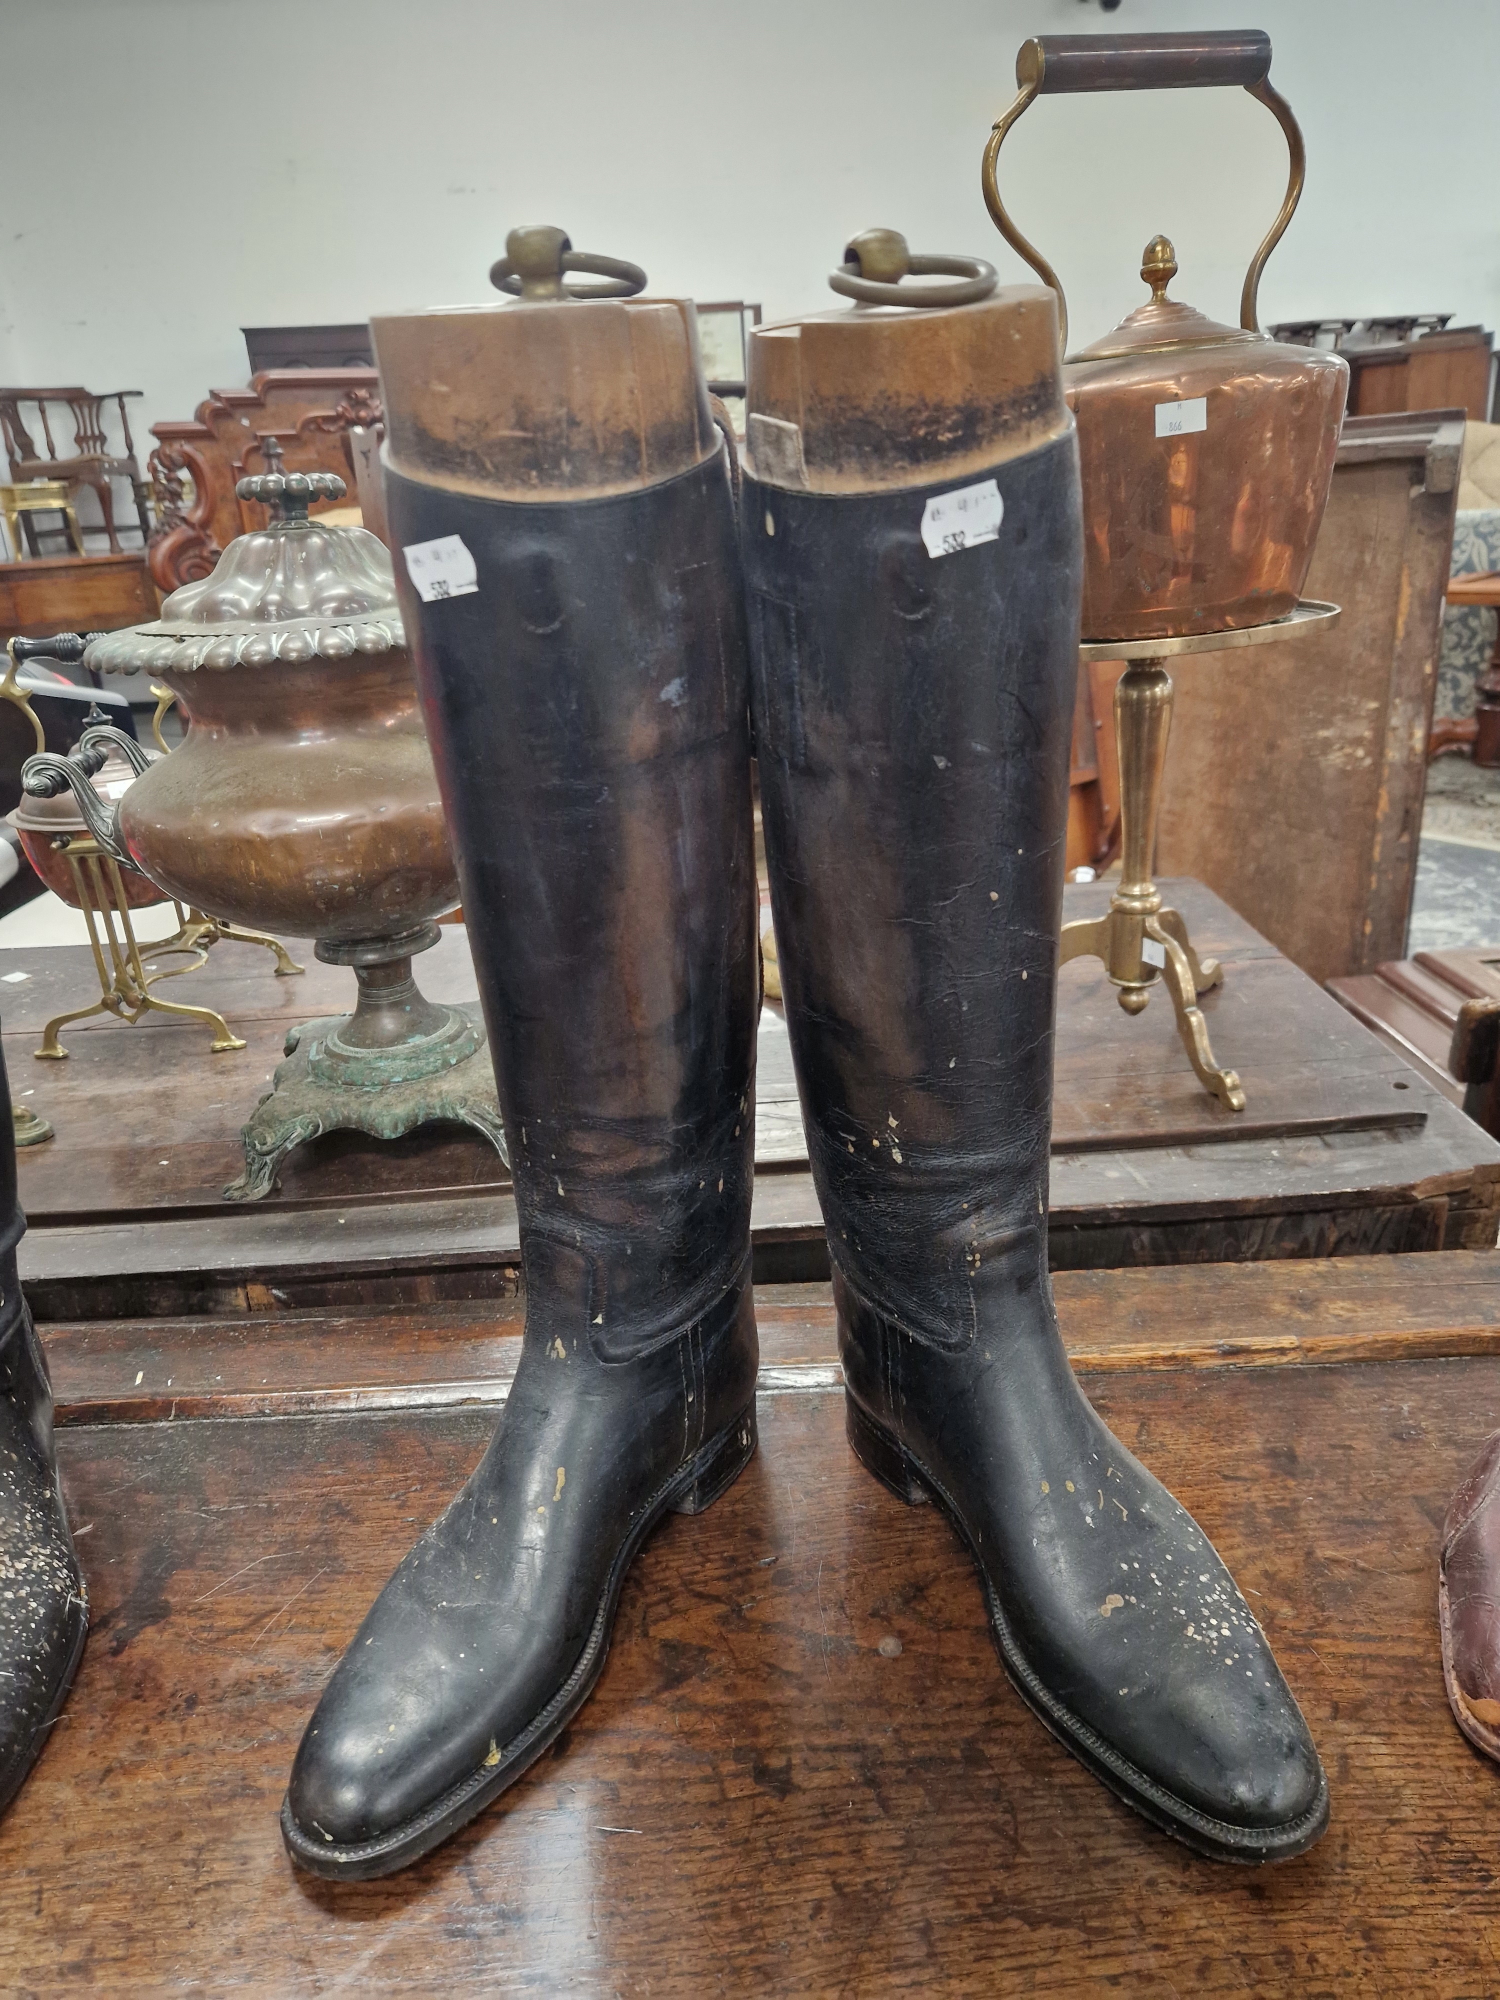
[743,433,1081,1347]
[386,453,758,1359]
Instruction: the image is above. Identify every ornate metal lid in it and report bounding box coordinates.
[1071,236,1261,365]
[86,471,405,675]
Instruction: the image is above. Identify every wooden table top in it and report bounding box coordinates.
[6,1251,1500,1992]
[1446,569,1500,606]
[6,878,1497,1317]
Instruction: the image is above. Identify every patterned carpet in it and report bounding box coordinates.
[1410,759,1500,951]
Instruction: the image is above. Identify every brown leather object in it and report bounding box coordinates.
[1440,1430,1500,1757]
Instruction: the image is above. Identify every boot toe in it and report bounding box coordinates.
[1167,1677,1325,1833]
[287,1718,421,1850]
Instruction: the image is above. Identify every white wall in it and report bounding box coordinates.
[1,0,1497,450]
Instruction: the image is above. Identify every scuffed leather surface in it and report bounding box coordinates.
[1442,1430,1500,1716]
[287,454,759,1851]
[743,446,1074,1349]
[395,450,758,1365]
[0,1035,86,1817]
[745,434,1325,1844]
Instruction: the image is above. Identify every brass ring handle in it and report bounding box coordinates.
[981,29,1305,353]
[490,225,647,303]
[829,229,998,310]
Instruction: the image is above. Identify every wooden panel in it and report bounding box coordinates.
[1347,329,1494,425]
[0,550,158,644]
[1152,413,1464,986]
[5,1331,1500,1990]
[34,1252,1500,1425]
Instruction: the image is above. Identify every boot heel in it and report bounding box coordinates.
[671,1403,758,1516]
[845,1393,930,1506]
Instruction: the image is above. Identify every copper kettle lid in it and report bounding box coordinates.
[1071,237,1261,364]
[7,748,143,834]
[86,458,404,678]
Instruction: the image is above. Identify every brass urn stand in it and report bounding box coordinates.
[1062,599,1339,1110]
[225,921,505,1202]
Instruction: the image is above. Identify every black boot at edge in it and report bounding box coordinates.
[743,436,1328,1864]
[0,1039,88,1821]
[283,449,759,1880]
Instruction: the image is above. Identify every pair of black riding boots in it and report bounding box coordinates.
[282,421,1326,1877]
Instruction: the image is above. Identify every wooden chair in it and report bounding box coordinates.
[0,387,154,553]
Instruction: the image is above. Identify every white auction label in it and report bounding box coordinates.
[921,479,1003,559]
[1155,396,1208,439]
[1140,936,1167,968]
[403,534,479,602]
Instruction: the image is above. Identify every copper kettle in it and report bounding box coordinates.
[982,29,1349,641]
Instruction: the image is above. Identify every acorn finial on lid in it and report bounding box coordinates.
[1141,235,1178,302]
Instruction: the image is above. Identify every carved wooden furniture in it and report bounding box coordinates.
[0,480,84,559]
[147,369,382,594]
[0,552,158,651]
[1082,412,1465,988]
[0,388,153,552]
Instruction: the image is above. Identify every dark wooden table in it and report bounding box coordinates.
[7,1252,1500,1992]
[5,878,1497,1318]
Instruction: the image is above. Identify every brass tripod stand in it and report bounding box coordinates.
[1062,600,1339,1110]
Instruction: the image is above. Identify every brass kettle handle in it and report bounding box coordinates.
[981,29,1305,353]
[490,225,647,303]
[829,229,998,309]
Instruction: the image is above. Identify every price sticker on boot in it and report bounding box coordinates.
[402,534,479,603]
[920,479,1003,559]
[1154,396,1207,439]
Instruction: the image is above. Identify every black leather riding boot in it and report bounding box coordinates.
[0,1041,87,1818]
[283,256,758,1880]
[741,244,1327,1862]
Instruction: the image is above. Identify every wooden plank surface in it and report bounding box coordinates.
[9,882,1498,1315]
[3,882,1442,1222]
[36,1251,1500,1425]
[4,1336,1500,1992]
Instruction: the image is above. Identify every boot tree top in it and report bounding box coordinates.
[745,228,1069,496]
[374,227,720,504]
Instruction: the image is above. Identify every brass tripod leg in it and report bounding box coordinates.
[1154,905,1221,996]
[1145,915,1244,1112]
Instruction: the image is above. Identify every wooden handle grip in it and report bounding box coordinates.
[1018,30,1272,96]
[11,632,85,665]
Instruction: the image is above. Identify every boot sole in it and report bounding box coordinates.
[281,1400,758,1881]
[0,1586,87,1823]
[845,1391,1329,1865]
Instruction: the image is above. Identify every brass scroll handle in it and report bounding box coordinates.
[981,29,1305,353]
[829,229,998,310]
[490,225,647,302]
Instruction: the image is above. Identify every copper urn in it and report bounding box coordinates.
[25,468,506,1199]
[983,28,1349,640]
[83,471,457,939]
